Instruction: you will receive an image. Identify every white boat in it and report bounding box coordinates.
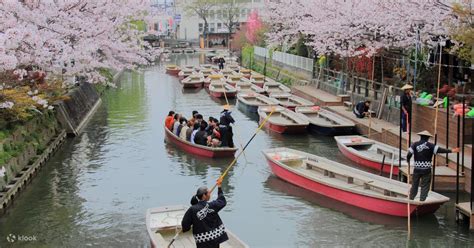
[263,82,291,94]
[181,73,204,88]
[235,81,265,94]
[178,68,195,80]
[295,106,356,135]
[269,93,314,110]
[146,205,248,248]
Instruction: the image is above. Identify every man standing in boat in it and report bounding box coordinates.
[407,131,459,201]
[219,105,235,148]
[400,84,413,132]
[182,178,228,248]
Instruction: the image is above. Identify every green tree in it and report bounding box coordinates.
[449,3,473,65]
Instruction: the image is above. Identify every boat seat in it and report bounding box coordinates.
[376,148,394,159]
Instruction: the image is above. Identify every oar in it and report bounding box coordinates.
[166,107,276,247]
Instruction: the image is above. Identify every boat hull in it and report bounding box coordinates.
[308,124,355,136]
[337,142,400,174]
[166,68,180,76]
[182,81,203,88]
[164,128,236,158]
[237,100,258,113]
[260,117,307,134]
[210,91,236,99]
[266,158,441,217]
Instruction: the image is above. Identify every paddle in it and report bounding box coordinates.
[166,107,277,247]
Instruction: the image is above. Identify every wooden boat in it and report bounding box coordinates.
[237,93,278,113]
[295,106,356,135]
[200,64,214,70]
[227,63,240,72]
[226,75,246,87]
[334,135,408,174]
[269,93,314,111]
[235,81,265,94]
[201,68,215,78]
[146,205,248,248]
[249,75,266,88]
[164,126,237,158]
[263,82,291,95]
[257,106,309,134]
[181,73,204,88]
[221,68,235,78]
[209,82,237,99]
[204,74,225,88]
[262,147,449,217]
[178,68,194,80]
[240,68,252,79]
[165,65,181,76]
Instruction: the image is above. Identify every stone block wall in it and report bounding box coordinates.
[0,112,61,191]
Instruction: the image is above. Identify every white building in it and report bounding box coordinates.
[175,0,266,43]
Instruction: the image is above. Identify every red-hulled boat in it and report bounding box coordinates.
[257,106,309,134]
[208,82,237,99]
[165,65,181,76]
[262,147,449,217]
[180,73,204,88]
[269,93,314,111]
[334,135,408,175]
[164,126,237,158]
[240,68,252,79]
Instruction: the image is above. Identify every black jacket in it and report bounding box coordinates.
[220,111,235,126]
[182,188,228,248]
[401,93,412,113]
[407,139,451,173]
[194,130,208,146]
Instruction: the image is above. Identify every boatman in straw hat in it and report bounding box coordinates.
[400,84,413,132]
[407,130,459,201]
[182,178,228,248]
[219,105,235,147]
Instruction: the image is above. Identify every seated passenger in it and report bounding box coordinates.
[207,125,222,147]
[176,117,187,137]
[190,122,200,144]
[165,111,175,130]
[180,120,191,140]
[172,113,181,134]
[194,121,209,146]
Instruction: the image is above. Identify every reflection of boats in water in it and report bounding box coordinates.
[265,175,440,228]
[181,87,202,94]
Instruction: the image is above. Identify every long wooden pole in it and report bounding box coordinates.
[446,97,450,167]
[405,110,411,239]
[431,43,443,191]
[167,107,276,248]
[461,96,465,174]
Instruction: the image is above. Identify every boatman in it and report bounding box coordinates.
[182,178,228,248]
[353,100,371,118]
[219,105,235,147]
[407,130,459,201]
[400,84,413,132]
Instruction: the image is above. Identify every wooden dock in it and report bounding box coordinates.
[292,86,344,106]
[455,202,474,231]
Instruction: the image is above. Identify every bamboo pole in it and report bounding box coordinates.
[406,110,411,239]
[431,43,443,191]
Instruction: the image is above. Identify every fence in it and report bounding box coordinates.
[253,46,314,72]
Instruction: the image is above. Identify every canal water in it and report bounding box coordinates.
[1,54,473,247]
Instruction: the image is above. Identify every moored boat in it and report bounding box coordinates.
[263,82,291,95]
[237,93,279,113]
[227,63,240,72]
[181,73,204,88]
[257,106,309,134]
[249,75,265,88]
[209,82,237,99]
[334,135,408,174]
[240,68,252,79]
[165,65,181,76]
[226,75,246,87]
[204,74,225,88]
[295,106,356,135]
[178,68,195,80]
[269,93,314,111]
[201,68,215,78]
[262,147,449,217]
[221,68,236,78]
[164,126,237,158]
[235,81,265,94]
[146,205,248,248]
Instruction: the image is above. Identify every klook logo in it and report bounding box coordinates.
[6,233,37,243]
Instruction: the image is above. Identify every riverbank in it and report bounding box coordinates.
[0,71,123,216]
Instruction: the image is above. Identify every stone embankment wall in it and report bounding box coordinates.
[0,82,102,215]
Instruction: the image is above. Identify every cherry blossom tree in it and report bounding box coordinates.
[0,0,159,84]
[264,0,457,57]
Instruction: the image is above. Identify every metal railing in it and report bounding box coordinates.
[253,46,314,72]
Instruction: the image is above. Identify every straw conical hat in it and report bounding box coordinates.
[417,130,433,137]
[223,104,230,110]
[401,84,413,90]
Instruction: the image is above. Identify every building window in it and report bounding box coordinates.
[217,23,222,29]
[199,23,203,32]
[210,23,215,33]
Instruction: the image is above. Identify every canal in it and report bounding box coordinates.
[1,54,473,247]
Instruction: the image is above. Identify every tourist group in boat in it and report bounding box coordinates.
[164,106,235,148]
